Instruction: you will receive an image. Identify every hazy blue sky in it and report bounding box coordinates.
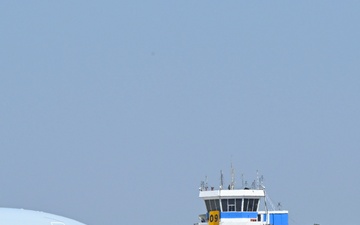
[1,1,359,225]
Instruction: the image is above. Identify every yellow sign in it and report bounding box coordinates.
[208,211,220,225]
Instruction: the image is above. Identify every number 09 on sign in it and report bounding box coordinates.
[208,211,220,225]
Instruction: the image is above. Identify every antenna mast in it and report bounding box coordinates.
[230,163,235,190]
[220,170,224,190]
[241,173,245,188]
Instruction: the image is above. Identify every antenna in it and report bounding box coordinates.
[241,173,244,188]
[259,175,264,189]
[251,180,256,189]
[230,163,235,190]
[205,176,208,191]
[220,170,224,190]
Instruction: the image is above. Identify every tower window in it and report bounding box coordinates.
[204,199,221,212]
[221,199,242,212]
[243,198,259,211]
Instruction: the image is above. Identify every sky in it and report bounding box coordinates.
[1,1,360,225]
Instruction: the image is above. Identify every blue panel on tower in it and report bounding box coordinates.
[221,212,257,219]
[263,213,288,225]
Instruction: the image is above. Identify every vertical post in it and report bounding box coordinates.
[220,170,223,190]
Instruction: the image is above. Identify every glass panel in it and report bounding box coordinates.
[210,200,216,211]
[248,199,254,211]
[221,199,227,212]
[236,199,242,211]
[205,200,211,211]
[228,199,235,211]
[214,200,221,211]
[253,199,259,211]
[229,205,235,211]
[243,199,249,211]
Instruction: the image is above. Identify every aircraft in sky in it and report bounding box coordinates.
[0,208,86,225]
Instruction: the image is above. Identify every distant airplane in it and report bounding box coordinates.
[0,208,86,225]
